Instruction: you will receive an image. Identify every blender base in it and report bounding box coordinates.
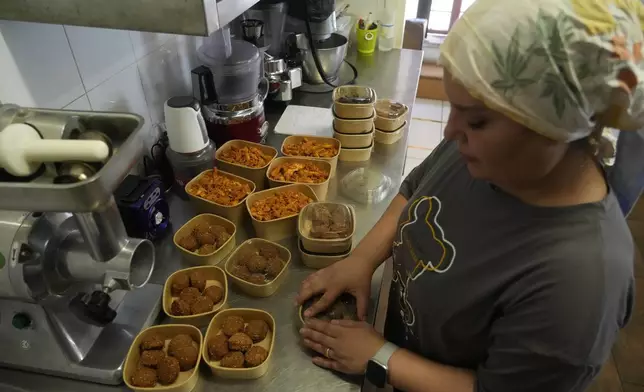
[0,284,163,385]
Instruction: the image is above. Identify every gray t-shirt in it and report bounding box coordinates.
[387,141,634,392]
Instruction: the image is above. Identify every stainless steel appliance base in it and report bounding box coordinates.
[0,284,163,385]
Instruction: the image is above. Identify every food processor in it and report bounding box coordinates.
[193,33,270,146]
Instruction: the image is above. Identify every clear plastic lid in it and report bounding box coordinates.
[300,202,353,240]
[375,99,408,119]
[341,168,393,204]
[198,39,260,72]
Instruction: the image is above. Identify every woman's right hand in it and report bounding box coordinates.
[295,256,375,321]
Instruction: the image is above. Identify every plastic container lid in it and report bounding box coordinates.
[301,202,353,240]
[340,168,393,204]
[198,39,260,73]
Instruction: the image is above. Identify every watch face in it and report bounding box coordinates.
[367,359,387,388]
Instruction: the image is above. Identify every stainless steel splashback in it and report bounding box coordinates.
[0,0,260,36]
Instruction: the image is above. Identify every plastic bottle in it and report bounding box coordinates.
[379,0,395,51]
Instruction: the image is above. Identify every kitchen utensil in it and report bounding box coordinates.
[224,239,291,297]
[0,123,109,177]
[198,39,262,104]
[162,265,228,326]
[164,96,216,193]
[273,105,334,136]
[266,156,332,200]
[173,214,237,266]
[374,122,406,144]
[293,33,348,84]
[202,308,276,378]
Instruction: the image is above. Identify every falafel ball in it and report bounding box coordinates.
[179,287,201,305]
[130,367,157,387]
[197,244,218,255]
[232,263,251,280]
[157,356,181,385]
[171,273,190,296]
[167,334,193,357]
[244,319,269,343]
[189,271,207,292]
[204,285,224,304]
[228,332,253,352]
[140,334,164,351]
[208,333,229,361]
[140,349,165,368]
[247,273,266,285]
[246,255,267,273]
[177,234,199,252]
[264,258,283,279]
[171,345,199,371]
[220,351,245,368]
[221,315,245,336]
[245,346,269,367]
[258,244,280,260]
[215,231,231,248]
[190,295,214,315]
[170,299,191,316]
[196,230,217,246]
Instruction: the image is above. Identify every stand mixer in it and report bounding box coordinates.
[0,103,162,385]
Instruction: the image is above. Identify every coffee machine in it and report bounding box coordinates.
[0,103,162,384]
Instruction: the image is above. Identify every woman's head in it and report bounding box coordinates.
[440,0,644,182]
[443,72,571,185]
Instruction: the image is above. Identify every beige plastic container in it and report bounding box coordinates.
[173,214,236,266]
[202,308,276,379]
[333,126,374,148]
[215,140,278,191]
[280,135,341,177]
[298,239,351,269]
[123,324,203,392]
[162,265,229,327]
[246,184,319,242]
[298,202,355,254]
[374,121,407,145]
[224,238,291,297]
[332,85,377,119]
[185,169,256,226]
[374,99,409,131]
[339,143,373,162]
[266,157,332,201]
[333,111,375,134]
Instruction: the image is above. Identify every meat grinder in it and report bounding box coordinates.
[0,103,163,385]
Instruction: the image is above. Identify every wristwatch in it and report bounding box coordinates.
[366,342,399,388]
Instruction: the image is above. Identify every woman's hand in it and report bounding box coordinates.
[300,319,385,374]
[295,256,374,320]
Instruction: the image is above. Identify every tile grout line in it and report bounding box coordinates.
[61,25,90,109]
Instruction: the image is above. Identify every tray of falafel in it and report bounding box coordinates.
[124,324,203,391]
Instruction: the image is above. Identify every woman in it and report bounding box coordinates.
[296,0,641,391]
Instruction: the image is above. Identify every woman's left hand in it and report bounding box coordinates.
[300,319,385,374]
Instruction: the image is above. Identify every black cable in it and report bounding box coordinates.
[302,1,357,88]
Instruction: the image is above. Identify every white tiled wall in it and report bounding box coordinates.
[404,98,449,177]
[0,20,204,148]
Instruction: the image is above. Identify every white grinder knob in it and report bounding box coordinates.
[0,123,110,177]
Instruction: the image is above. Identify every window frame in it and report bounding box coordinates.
[417,0,464,35]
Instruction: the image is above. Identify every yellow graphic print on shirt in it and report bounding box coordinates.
[392,196,456,327]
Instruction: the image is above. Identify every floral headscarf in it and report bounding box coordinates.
[439,0,644,142]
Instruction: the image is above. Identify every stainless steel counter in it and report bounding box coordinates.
[0,48,423,392]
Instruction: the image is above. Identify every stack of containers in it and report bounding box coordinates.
[332,86,377,162]
[374,99,409,144]
[297,202,356,269]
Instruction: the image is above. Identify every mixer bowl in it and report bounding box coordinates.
[295,33,348,85]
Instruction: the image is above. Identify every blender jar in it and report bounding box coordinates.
[198,39,261,104]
